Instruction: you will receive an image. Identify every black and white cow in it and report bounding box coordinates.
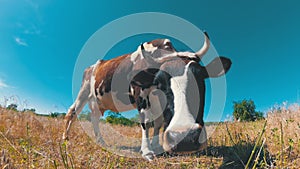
[141,46,231,153]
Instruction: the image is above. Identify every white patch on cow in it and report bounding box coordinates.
[89,74,97,98]
[140,125,154,161]
[130,86,135,95]
[143,42,157,53]
[166,61,198,131]
[131,42,160,64]
[176,51,197,59]
[130,50,141,64]
[89,61,101,97]
[163,39,170,45]
[139,88,153,123]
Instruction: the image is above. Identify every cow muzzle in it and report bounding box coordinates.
[163,125,207,153]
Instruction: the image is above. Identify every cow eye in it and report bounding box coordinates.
[164,42,172,50]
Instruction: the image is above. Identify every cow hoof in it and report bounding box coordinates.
[62,134,69,141]
[96,137,107,146]
[142,151,155,161]
[152,145,164,155]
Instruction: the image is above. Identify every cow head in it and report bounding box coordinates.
[141,37,232,153]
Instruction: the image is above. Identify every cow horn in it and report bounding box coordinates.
[175,32,210,60]
[194,32,210,59]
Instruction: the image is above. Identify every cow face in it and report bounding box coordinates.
[152,56,231,153]
[140,34,230,153]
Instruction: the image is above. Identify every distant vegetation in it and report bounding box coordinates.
[79,111,139,126]
[1,103,65,118]
[3,100,266,124]
[105,111,139,126]
[233,99,264,121]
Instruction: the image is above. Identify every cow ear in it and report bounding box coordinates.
[204,56,232,78]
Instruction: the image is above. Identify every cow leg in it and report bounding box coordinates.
[140,117,155,161]
[152,115,163,154]
[135,88,155,161]
[149,87,166,154]
[63,80,89,141]
[88,100,106,145]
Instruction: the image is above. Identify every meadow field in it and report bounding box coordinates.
[0,104,299,169]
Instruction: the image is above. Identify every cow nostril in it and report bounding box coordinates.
[188,128,202,142]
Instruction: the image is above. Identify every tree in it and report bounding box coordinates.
[6,104,18,111]
[233,99,264,121]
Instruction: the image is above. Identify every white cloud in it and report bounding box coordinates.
[15,37,28,46]
[0,79,9,88]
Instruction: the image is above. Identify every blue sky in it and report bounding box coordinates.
[0,0,300,121]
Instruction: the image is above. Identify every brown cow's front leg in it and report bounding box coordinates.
[63,105,76,141]
[63,67,92,141]
[88,99,106,145]
[63,101,88,141]
[63,81,89,141]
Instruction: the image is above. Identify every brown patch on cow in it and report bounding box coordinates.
[94,54,132,94]
[93,54,142,112]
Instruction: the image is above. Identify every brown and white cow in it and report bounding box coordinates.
[63,32,230,161]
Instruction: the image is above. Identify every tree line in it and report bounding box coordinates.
[2,99,264,125]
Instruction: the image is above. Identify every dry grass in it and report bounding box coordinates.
[1,105,300,168]
[266,103,300,168]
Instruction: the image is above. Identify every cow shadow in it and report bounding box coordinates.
[116,141,273,168]
[206,143,272,169]
[156,143,273,169]
[200,144,261,169]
